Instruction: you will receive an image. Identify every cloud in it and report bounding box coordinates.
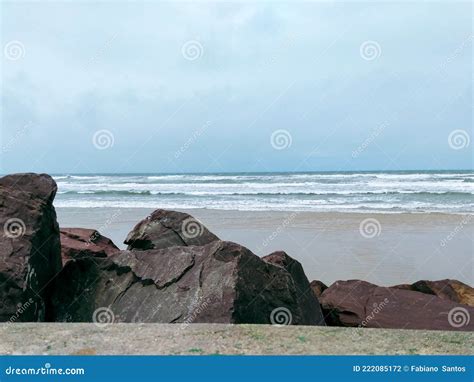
[1,1,472,173]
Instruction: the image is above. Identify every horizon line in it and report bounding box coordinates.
[1,169,473,176]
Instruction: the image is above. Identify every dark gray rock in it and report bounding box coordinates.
[0,173,61,322]
[124,209,219,250]
[263,251,325,325]
[52,241,317,325]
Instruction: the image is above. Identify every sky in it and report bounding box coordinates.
[1,1,472,174]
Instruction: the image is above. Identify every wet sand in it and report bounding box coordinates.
[56,208,473,286]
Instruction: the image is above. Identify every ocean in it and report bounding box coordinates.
[53,170,474,213]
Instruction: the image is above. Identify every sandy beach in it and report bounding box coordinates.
[56,208,473,286]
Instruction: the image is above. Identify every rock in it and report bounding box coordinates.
[390,283,412,291]
[310,280,328,298]
[392,279,474,307]
[51,241,319,325]
[60,228,119,265]
[320,280,474,331]
[263,251,325,325]
[0,173,62,322]
[124,209,219,250]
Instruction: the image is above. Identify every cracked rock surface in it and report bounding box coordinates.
[319,280,474,331]
[263,251,325,326]
[51,240,318,324]
[0,173,62,322]
[124,209,219,250]
[60,228,119,265]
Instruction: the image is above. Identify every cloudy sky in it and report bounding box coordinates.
[1,1,472,174]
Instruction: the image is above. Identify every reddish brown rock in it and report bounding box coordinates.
[320,280,474,331]
[52,241,321,325]
[60,228,119,265]
[263,251,325,325]
[392,279,474,307]
[310,280,328,298]
[0,173,62,322]
[124,209,219,250]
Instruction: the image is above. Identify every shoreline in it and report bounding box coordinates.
[56,208,473,286]
[55,205,474,215]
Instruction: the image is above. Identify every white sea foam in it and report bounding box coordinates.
[53,172,474,212]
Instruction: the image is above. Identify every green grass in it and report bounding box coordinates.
[297,336,308,343]
[188,348,204,354]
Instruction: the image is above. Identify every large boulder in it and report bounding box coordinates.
[392,279,474,307]
[0,173,62,322]
[124,209,219,250]
[320,280,474,331]
[60,228,119,265]
[52,241,318,325]
[310,280,328,299]
[263,251,325,325]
